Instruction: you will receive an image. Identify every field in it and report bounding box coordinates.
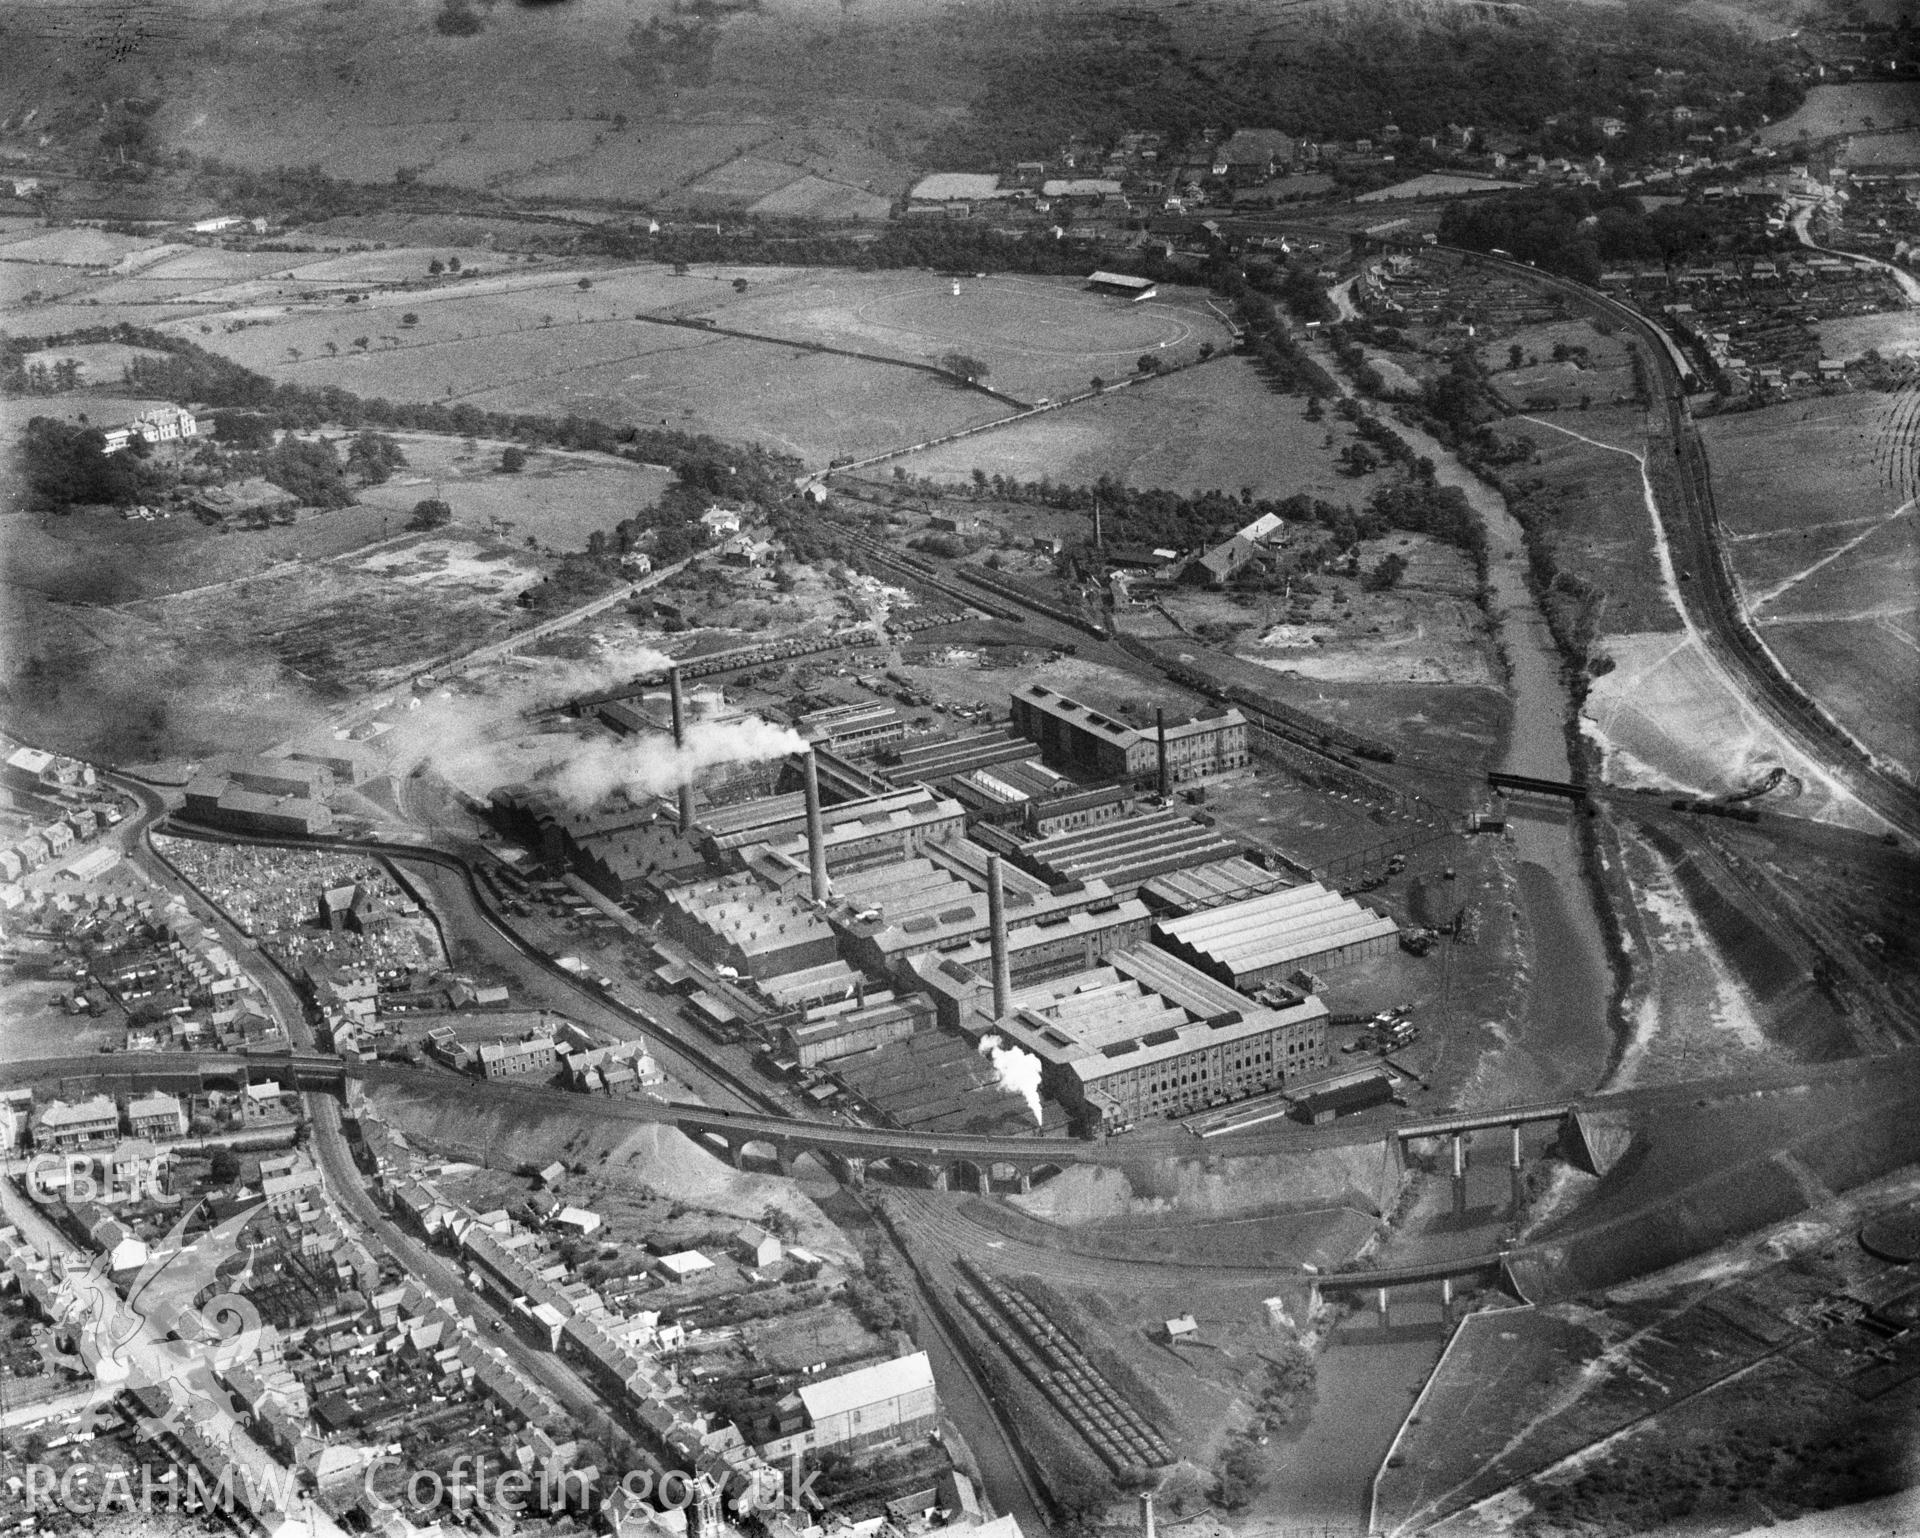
[1492,409,1682,637]
[1699,393,1920,780]
[1484,316,1640,412]
[161,264,1242,464]
[1759,82,1920,144]
[877,357,1362,500]
[1354,173,1524,202]
[668,271,1234,403]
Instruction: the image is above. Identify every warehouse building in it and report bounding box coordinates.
[989,946,1329,1131]
[783,993,932,1071]
[905,894,1154,989]
[882,728,1033,787]
[662,873,839,980]
[183,777,334,838]
[761,1352,939,1461]
[829,1029,1036,1136]
[704,786,964,873]
[1010,683,1248,787]
[1152,882,1399,987]
[829,851,1149,981]
[1139,856,1293,916]
[976,807,1240,898]
[799,701,906,760]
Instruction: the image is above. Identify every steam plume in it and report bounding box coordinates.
[979,1034,1043,1125]
[549,716,808,810]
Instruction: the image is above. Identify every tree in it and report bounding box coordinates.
[427,259,444,276]
[346,430,407,486]
[265,435,353,508]
[1090,376,1105,393]
[499,446,527,473]
[937,352,990,384]
[448,256,461,272]
[407,498,453,530]
[1137,353,1163,375]
[577,277,593,290]
[1507,343,1524,369]
[400,312,419,326]
[732,277,749,292]
[1199,341,1215,360]
[1364,551,1409,591]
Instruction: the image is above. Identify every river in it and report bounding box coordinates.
[1384,415,1618,1098]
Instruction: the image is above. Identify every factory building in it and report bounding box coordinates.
[799,701,906,760]
[782,993,932,1071]
[989,946,1330,1131]
[183,777,333,838]
[1010,683,1248,788]
[975,807,1241,899]
[1152,882,1399,988]
[225,754,331,801]
[902,894,1154,989]
[829,851,1149,982]
[882,729,1033,787]
[1139,856,1294,916]
[662,873,839,980]
[704,785,964,873]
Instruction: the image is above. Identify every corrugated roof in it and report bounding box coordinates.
[799,1353,933,1421]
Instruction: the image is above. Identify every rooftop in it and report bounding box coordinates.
[798,1352,934,1421]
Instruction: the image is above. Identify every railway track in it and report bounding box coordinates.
[1442,247,1920,841]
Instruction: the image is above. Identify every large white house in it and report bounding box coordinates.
[102,406,199,454]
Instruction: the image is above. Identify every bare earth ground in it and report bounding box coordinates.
[1698,393,1920,780]
[882,358,1364,501]
[1197,534,1499,687]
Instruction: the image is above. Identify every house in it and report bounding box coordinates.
[100,405,199,454]
[653,1250,714,1283]
[33,1095,119,1151]
[262,1166,324,1216]
[537,1161,568,1189]
[553,1207,602,1238]
[1165,1314,1199,1344]
[478,1033,556,1080]
[700,506,744,538]
[733,1226,782,1271]
[124,1092,187,1141]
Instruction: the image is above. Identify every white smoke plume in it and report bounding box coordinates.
[375,638,679,792]
[548,715,808,810]
[979,1034,1044,1125]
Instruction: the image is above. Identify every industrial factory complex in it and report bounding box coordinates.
[474,666,1400,1137]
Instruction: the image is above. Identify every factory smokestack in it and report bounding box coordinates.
[669,667,694,834]
[1140,1492,1156,1538]
[802,750,830,903]
[987,853,1012,1020]
[1155,707,1169,799]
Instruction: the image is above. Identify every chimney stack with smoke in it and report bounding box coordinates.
[669,667,694,835]
[1156,707,1170,799]
[987,853,1013,1019]
[802,750,830,904]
